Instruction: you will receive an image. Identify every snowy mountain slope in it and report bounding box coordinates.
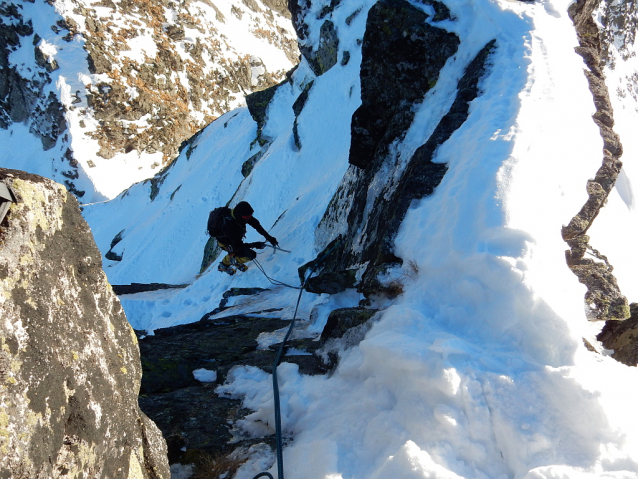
[82,0,638,476]
[1,0,298,201]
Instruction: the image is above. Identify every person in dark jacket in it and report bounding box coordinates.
[216,201,278,275]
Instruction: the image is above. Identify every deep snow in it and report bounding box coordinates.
[57,0,638,475]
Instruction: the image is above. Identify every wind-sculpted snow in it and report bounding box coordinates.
[83,0,638,476]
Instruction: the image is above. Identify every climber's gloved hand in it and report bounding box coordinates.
[266,235,278,247]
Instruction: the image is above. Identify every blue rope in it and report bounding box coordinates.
[252,257,302,290]
[252,239,341,479]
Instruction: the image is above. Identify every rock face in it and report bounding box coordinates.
[349,0,457,169]
[0,168,169,478]
[311,36,497,296]
[597,303,638,366]
[136,305,327,465]
[562,0,630,322]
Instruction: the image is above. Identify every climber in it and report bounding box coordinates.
[207,201,278,275]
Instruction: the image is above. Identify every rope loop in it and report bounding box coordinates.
[253,258,302,290]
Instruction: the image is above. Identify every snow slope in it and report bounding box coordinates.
[82,0,638,476]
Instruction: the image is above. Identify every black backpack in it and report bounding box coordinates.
[207,207,233,238]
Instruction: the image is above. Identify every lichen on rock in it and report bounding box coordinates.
[0,168,169,478]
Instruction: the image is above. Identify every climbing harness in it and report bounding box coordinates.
[252,239,341,479]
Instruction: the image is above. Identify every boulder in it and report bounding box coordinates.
[0,169,169,478]
[320,308,378,340]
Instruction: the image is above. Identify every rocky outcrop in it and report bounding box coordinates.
[563,0,630,321]
[200,235,223,274]
[292,79,313,149]
[597,303,638,366]
[246,80,287,141]
[320,308,377,340]
[305,268,356,294]
[0,168,169,478]
[137,307,327,465]
[349,0,458,169]
[301,19,339,76]
[312,38,497,296]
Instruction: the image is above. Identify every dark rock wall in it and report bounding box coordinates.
[563,0,630,322]
[0,168,169,478]
[313,29,497,296]
[349,0,458,169]
[597,303,638,366]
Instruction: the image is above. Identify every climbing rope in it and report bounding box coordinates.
[252,240,341,479]
[252,257,302,290]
